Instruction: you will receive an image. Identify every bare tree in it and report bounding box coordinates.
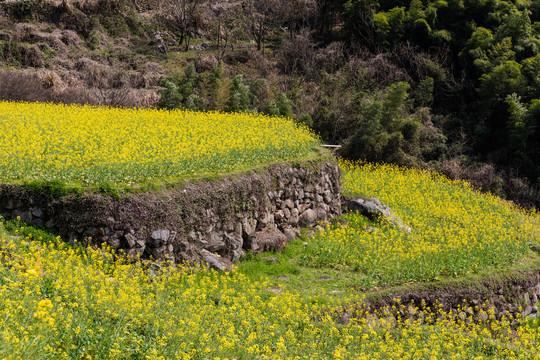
[278,0,318,38]
[243,0,280,52]
[209,1,242,60]
[158,0,204,51]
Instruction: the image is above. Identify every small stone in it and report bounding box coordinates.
[340,311,350,324]
[5,198,15,210]
[124,233,137,248]
[264,257,280,263]
[317,275,332,281]
[283,227,297,241]
[32,208,43,217]
[523,305,534,317]
[45,219,56,229]
[477,311,488,322]
[201,249,233,272]
[277,275,290,281]
[284,199,294,209]
[274,210,285,221]
[20,211,32,224]
[283,208,291,219]
[108,238,121,248]
[127,248,144,258]
[151,229,170,243]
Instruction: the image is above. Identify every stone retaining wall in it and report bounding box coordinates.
[361,266,540,324]
[0,160,341,269]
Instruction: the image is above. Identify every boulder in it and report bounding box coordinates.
[346,197,411,232]
[298,209,317,227]
[251,228,288,253]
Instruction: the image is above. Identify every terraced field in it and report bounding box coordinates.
[0,101,319,185]
[299,162,540,285]
[1,161,539,359]
[1,102,540,358]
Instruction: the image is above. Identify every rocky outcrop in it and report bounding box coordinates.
[0,160,341,270]
[346,197,411,232]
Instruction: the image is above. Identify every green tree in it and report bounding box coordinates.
[226,75,251,112]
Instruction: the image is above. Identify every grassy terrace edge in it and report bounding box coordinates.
[1,146,334,198]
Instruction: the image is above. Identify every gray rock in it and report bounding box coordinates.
[19,211,32,224]
[108,237,121,248]
[317,275,332,281]
[242,218,257,237]
[264,257,280,263]
[251,228,287,252]
[283,208,291,219]
[283,227,298,241]
[347,197,411,232]
[277,275,290,281]
[125,233,137,248]
[150,229,170,247]
[148,245,168,259]
[289,208,299,226]
[206,233,225,252]
[5,198,16,210]
[523,305,534,317]
[127,247,144,258]
[201,249,232,271]
[225,233,244,261]
[298,209,317,227]
[284,199,294,209]
[32,208,43,217]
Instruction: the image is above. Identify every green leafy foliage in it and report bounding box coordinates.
[340,81,446,166]
[158,63,204,111]
[22,180,69,199]
[226,75,251,112]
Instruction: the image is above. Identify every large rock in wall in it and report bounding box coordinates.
[0,160,341,269]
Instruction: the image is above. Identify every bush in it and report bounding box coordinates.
[22,180,69,199]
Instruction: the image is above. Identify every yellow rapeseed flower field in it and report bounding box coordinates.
[0,101,319,185]
[1,223,540,359]
[301,161,540,285]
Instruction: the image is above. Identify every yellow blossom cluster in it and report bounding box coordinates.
[301,161,540,285]
[0,101,319,185]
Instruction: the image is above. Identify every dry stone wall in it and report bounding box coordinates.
[0,160,341,270]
